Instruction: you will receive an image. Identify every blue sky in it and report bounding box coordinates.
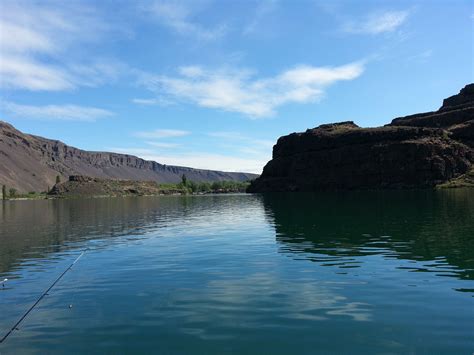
[0,0,472,173]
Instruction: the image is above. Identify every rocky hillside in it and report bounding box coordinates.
[248,84,474,192]
[47,176,181,198]
[0,122,257,193]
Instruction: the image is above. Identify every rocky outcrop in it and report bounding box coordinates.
[47,176,182,198]
[0,122,257,193]
[248,84,474,192]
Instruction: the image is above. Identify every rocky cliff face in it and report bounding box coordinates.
[248,84,474,192]
[0,122,257,193]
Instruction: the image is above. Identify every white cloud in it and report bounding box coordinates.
[0,1,122,91]
[0,20,57,54]
[243,0,278,35]
[179,66,205,78]
[145,141,180,149]
[154,152,264,174]
[1,101,113,121]
[208,131,274,149]
[139,62,364,117]
[344,10,410,34]
[134,129,191,139]
[132,98,160,105]
[132,97,174,106]
[0,55,74,91]
[206,131,273,171]
[147,0,227,40]
[407,49,433,63]
[108,148,266,173]
[112,130,274,172]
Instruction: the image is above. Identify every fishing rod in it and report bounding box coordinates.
[0,249,87,344]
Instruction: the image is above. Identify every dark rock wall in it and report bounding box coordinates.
[249,84,474,192]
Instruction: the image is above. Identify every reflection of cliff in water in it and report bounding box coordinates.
[262,189,474,281]
[0,195,263,275]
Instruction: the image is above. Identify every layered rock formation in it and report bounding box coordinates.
[248,84,474,192]
[0,122,257,193]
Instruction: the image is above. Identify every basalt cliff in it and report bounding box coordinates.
[248,84,474,192]
[0,121,257,193]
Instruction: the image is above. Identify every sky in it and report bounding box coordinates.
[0,0,472,173]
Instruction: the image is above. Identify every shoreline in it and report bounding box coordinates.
[2,191,251,201]
[3,184,473,201]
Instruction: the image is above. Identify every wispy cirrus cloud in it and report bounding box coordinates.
[145,141,180,149]
[207,131,273,170]
[208,131,274,149]
[131,97,174,106]
[0,57,74,91]
[243,0,278,35]
[138,61,364,118]
[146,0,227,40]
[112,130,274,172]
[132,98,159,105]
[407,49,433,63]
[107,148,265,173]
[0,1,123,91]
[343,10,410,35]
[134,129,191,139]
[1,101,113,121]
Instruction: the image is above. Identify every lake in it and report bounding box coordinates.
[0,191,473,354]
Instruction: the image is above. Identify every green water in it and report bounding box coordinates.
[0,191,473,354]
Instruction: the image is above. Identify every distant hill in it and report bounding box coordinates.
[249,84,474,192]
[0,121,258,193]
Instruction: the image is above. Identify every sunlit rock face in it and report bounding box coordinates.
[0,121,258,193]
[248,84,474,192]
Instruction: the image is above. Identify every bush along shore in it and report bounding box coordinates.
[39,175,252,199]
[1,184,48,200]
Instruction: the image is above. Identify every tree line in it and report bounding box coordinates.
[1,174,251,199]
[162,174,251,194]
[2,185,17,200]
[2,175,61,200]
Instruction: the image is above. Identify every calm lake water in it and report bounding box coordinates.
[0,191,473,354]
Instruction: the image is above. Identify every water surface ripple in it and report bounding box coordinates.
[0,191,473,354]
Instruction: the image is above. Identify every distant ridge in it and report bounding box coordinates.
[0,121,258,192]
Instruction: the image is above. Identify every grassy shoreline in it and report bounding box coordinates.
[437,167,474,189]
[1,178,252,200]
[3,172,473,201]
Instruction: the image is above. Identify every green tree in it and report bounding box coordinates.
[211,181,222,191]
[188,180,198,193]
[56,175,61,184]
[181,174,187,186]
[198,182,211,193]
[8,188,17,198]
[2,185,6,200]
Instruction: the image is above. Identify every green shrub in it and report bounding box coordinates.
[9,188,17,198]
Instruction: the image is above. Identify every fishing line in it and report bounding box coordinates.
[0,249,88,344]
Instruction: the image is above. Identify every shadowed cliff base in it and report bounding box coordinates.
[248,84,474,192]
